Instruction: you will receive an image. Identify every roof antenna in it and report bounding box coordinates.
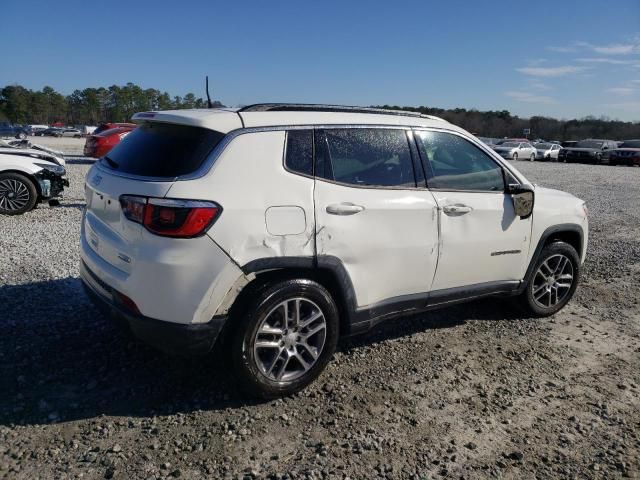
[205,76,213,108]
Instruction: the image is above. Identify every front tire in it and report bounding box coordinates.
[231,279,339,399]
[0,172,38,215]
[530,153,535,162]
[512,153,518,161]
[518,241,580,317]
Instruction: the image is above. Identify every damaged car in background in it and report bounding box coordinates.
[0,140,69,215]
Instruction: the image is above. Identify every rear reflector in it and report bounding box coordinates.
[113,290,141,315]
[120,195,221,238]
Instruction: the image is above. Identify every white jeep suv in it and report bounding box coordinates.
[80,104,588,398]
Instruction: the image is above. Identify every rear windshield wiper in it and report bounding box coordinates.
[103,156,119,169]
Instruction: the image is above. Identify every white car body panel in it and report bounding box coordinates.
[166,131,316,267]
[131,109,243,133]
[429,191,532,290]
[239,111,447,129]
[529,186,588,264]
[81,220,243,324]
[132,109,449,135]
[0,154,44,176]
[535,145,561,160]
[314,180,439,307]
[83,165,247,325]
[0,148,66,175]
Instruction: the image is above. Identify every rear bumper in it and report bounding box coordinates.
[81,261,225,356]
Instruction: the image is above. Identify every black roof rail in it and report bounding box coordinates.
[238,103,433,119]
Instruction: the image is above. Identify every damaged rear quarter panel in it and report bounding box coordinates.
[165,130,316,267]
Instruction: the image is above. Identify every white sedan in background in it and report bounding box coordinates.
[493,141,537,161]
[534,142,562,161]
[0,145,68,215]
[59,128,83,138]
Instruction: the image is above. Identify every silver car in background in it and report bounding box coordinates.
[493,141,537,161]
[534,142,562,161]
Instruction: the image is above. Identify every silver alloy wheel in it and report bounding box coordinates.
[531,254,574,308]
[0,178,30,211]
[253,297,327,382]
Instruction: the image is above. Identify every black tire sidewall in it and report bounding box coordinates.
[524,242,581,317]
[231,279,339,399]
[0,172,38,215]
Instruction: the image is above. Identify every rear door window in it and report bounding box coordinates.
[317,128,416,188]
[102,122,225,177]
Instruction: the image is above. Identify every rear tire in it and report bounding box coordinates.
[230,279,339,399]
[512,153,518,161]
[0,172,38,215]
[517,241,580,317]
[530,153,535,162]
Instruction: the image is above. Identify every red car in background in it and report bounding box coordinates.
[92,122,136,135]
[83,124,136,158]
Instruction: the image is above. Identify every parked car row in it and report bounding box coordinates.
[34,127,83,138]
[3,120,138,158]
[559,139,619,164]
[1,123,104,138]
[0,122,27,139]
[478,136,638,166]
[609,140,640,166]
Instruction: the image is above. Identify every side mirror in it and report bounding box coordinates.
[508,184,534,219]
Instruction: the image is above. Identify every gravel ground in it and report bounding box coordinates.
[1,160,639,480]
[23,136,86,155]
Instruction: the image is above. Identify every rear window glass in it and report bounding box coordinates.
[321,128,416,187]
[102,123,224,177]
[94,124,110,135]
[285,130,313,176]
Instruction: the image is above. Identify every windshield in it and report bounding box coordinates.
[534,143,553,149]
[575,140,604,149]
[102,122,225,177]
[620,140,640,148]
[500,142,520,148]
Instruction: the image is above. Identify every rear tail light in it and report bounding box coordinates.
[119,195,221,238]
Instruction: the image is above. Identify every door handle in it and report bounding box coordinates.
[326,203,365,216]
[442,204,473,215]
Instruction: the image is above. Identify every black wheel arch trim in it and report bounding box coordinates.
[241,256,525,335]
[241,255,359,331]
[239,224,584,334]
[519,223,584,293]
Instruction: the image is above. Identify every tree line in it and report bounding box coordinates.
[1,83,638,140]
[376,105,640,141]
[0,83,223,126]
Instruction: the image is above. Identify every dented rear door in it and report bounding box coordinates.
[313,128,439,309]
